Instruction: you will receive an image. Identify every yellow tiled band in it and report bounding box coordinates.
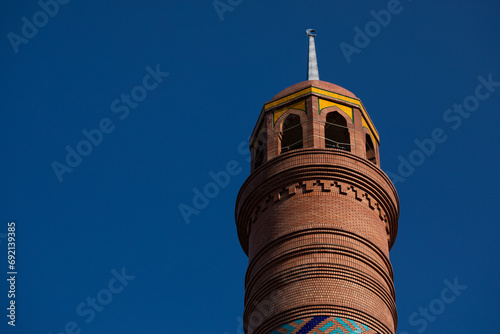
[264,87,379,143]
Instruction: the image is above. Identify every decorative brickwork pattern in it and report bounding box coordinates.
[248,179,389,229]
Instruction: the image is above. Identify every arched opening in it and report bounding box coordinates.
[254,139,265,169]
[281,114,303,153]
[365,134,377,164]
[325,112,350,151]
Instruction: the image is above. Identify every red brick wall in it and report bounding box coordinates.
[235,149,399,334]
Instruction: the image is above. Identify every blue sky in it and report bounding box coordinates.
[1,1,499,333]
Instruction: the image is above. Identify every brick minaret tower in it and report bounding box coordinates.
[235,30,400,334]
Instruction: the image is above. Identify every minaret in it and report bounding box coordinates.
[235,30,400,334]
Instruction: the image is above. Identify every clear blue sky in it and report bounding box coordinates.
[1,1,499,333]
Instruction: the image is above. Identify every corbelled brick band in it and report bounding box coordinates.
[235,149,399,334]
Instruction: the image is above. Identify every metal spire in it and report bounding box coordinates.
[306,29,319,81]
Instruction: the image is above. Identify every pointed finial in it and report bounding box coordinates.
[306,29,319,81]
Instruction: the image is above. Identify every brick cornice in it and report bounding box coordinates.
[235,148,400,254]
